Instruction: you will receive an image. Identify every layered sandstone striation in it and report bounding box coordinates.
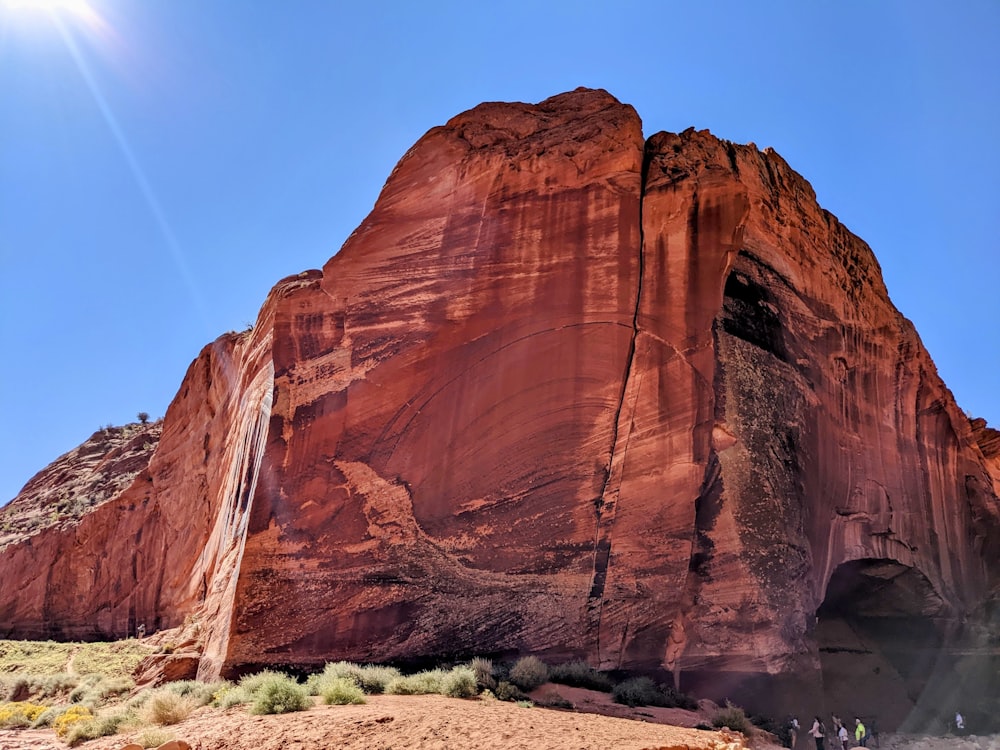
[1,89,997,726]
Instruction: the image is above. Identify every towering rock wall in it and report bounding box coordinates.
[2,89,997,725]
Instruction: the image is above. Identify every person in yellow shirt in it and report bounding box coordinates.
[855,718,867,747]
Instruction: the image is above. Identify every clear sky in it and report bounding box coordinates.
[1,1,997,504]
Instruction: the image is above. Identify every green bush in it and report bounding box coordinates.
[494,681,527,702]
[249,675,309,715]
[712,701,752,735]
[385,669,446,695]
[548,661,613,692]
[612,676,662,707]
[215,685,250,709]
[509,656,548,692]
[441,666,478,699]
[321,677,366,705]
[307,662,400,696]
[237,670,288,694]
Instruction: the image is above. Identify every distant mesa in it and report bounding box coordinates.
[1,89,997,729]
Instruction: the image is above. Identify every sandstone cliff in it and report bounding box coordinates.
[2,89,997,727]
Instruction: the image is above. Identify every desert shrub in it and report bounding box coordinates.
[661,683,698,710]
[94,675,133,701]
[321,677,366,705]
[712,701,752,735]
[140,690,197,725]
[137,727,174,748]
[0,701,47,728]
[237,669,288,694]
[469,657,496,691]
[248,674,309,715]
[53,705,93,737]
[312,662,400,695]
[516,700,534,708]
[215,685,250,709]
[494,681,527,702]
[64,710,134,746]
[385,669,446,695]
[441,666,478,699]
[509,656,548,692]
[0,676,29,702]
[534,693,574,709]
[166,679,228,706]
[612,676,663,707]
[548,661,613,692]
[354,664,401,694]
[1,672,78,701]
[36,673,78,698]
[32,705,65,728]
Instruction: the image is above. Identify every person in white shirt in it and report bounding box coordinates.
[810,716,826,750]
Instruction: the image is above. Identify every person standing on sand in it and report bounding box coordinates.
[838,723,849,750]
[855,718,867,747]
[810,716,826,750]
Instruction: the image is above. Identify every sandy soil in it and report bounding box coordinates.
[0,693,747,750]
[1,693,994,750]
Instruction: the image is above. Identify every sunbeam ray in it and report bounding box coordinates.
[49,9,210,329]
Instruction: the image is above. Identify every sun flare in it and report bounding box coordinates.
[3,0,91,12]
[1,0,106,31]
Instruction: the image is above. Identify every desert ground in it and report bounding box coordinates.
[3,690,997,750]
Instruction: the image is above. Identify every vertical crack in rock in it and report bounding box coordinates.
[587,140,652,656]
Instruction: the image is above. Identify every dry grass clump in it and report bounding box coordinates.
[0,672,78,701]
[64,709,135,746]
[508,656,549,692]
[136,727,175,748]
[470,657,496,691]
[164,678,228,707]
[140,689,198,725]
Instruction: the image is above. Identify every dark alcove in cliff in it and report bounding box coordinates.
[815,559,946,730]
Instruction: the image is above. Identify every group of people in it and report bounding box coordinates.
[788,714,873,749]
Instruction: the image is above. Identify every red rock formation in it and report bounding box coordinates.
[1,89,997,727]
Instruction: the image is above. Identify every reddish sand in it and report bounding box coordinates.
[0,693,749,750]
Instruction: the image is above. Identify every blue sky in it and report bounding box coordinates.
[1,1,997,504]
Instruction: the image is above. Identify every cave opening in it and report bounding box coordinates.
[816,559,947,731]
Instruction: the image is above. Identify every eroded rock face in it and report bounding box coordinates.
[1,89,997,725]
